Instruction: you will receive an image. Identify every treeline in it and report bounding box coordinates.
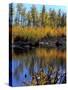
[9,3,66,28]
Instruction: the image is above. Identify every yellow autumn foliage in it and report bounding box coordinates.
[12,25,66,41]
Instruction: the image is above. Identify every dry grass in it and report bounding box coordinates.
[12,25,66,41]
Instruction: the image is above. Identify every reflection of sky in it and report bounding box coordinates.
[12,60,32,86]
[12,54,66,86]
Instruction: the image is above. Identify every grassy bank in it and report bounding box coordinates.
[12,25,66,42]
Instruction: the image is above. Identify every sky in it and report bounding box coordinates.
[24,4,66,13]
[13,3,66,13]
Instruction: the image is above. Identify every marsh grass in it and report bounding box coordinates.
[12,25,66,42]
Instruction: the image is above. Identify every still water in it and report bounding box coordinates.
[12,47,66,86]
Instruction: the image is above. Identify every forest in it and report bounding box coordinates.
[9,3,66,47]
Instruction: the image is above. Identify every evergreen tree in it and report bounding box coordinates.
[49,9,56,28]
[57,9,61,27]
[31,5,37,27]
[61,13,66,27]
[41,5,46,27]
[27,11,32,27]
[9,3,14,25]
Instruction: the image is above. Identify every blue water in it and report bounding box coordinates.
[11,47,66,86]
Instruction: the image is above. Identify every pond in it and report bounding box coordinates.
[11,47,66,86]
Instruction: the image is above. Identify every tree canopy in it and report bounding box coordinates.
[9,3,66,28]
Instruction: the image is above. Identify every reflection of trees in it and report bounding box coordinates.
[29,56,35,75]
[13,47,66,82]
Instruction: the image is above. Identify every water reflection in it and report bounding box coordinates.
[12,47,66,86]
